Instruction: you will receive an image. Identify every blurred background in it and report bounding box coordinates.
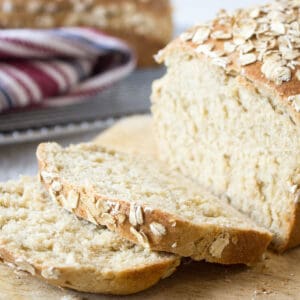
[0,0,267,180]
[173,0,263,30]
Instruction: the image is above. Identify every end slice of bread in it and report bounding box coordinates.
[37,142,272,265]
[0,177,179,295]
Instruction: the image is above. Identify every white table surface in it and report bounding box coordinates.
[0,1,265,181]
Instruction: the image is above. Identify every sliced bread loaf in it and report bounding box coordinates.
[37,142,272,265]
[0,177,179,295]
[151,0,300,252]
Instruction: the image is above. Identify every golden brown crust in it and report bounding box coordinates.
[159,38,300,122]
[157,1,300,118]
[37,143,272,265]
[155,40,300,252]
[0,0,173,67]
[0,247,179,295]
[155,3,300,252]
[0,175,180,295]
[94,116,300,253]
[279,201,300,253]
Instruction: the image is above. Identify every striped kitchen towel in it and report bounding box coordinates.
[0,28,136,113]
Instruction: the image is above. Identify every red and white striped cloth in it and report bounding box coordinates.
[0,28,136,113]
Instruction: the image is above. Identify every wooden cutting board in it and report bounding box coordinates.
[1,249,300,300]
[1,115,299,300]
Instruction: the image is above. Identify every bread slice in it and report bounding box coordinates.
[151,1,300,252]
[0,177,179,295]
[37,142,272,265]
[93,115,157,158]
[0,0,173,67]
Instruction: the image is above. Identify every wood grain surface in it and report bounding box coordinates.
[1,250,299,300]
[1,115,299,300]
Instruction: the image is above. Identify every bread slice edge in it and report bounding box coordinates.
[0,177,180,295]
[37,143,272,265]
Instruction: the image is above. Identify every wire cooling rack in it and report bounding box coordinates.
[0,68,164,145]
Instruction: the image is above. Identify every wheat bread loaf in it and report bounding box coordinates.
[0,0,173,67]
[151,0,300,252]
[37,142,272,265]
[0,176,179,295]
[93,115,157,158]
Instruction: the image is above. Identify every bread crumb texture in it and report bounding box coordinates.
[156,0,300,116]
[38,143,269,229]
[37,142,271,264]
[0,177,179,294]
[152,0,300,252]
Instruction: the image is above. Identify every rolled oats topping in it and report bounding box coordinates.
[240,41,255,54]
[211,30,232,40]
[184,0,300,88]
[49,188,60,205]
[150,222,166,236]
[293,96,300,111]
[130,227,149,247]
[101,213,116,225]
[180,31,194,42]
[239,53,257,66]
[287,180,298,193]
[129,204,144,226]
[41,267,61,279]
[67,190,79,209]
[15,259,35,275]
[224,42,237,53]
[212,57,229,69]
[195,43,214,55]
[40,171,56,184]
[192,26,211,44]
[116,213,126,224]
[51,181,62,192]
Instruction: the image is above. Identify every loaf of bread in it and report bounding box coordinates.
[0,177,179,295]
[152,0,300,252]
[0,0,173,67]
[93,115,157,158]
[37,142,272,265]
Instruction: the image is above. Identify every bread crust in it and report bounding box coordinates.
[280,201,300,252]
[37,143,272,265]
[95,115,300,253]
[0,176,180,295]
[156,1,300,120]
[158,38,300,122]
[0,247,179,295]
[0,0,173,67]
[154,42,300,251]
[154,3,300,251]
[235,76,300,253]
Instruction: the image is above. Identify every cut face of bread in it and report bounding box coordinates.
[151,1,300,252]
[0,177,179,295]
[37,143,272,265]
